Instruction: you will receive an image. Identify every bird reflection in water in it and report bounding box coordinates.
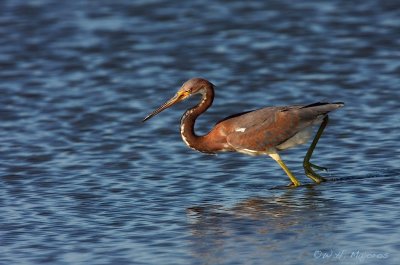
[185,188,341,262]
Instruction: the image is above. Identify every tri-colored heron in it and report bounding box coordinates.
[143,78,343,187]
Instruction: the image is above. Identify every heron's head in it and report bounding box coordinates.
[142,78,214,122]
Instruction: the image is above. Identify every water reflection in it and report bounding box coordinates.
[187,188,342,263]
[185,171,400,263]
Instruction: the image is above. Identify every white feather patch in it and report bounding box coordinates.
[235,128,246,132]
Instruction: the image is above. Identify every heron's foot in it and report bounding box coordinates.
[309,162,328,172]
[287,181,301,188]
[304,162,327,184]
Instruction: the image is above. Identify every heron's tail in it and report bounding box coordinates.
[301,102,344,110]
[298,102,344,121]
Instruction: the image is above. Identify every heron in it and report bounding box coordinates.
[143,78,344,187]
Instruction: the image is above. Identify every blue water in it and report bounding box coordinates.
[1,0,400,264]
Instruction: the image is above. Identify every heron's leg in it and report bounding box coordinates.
[303,116,329,183]
[309,162,328,171]
[270,153,301,187]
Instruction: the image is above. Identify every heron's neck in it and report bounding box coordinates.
[180,85,214,153]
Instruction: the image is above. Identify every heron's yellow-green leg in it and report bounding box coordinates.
[270,153,301,187]
[309,162,328,171]
[303,116,329,183]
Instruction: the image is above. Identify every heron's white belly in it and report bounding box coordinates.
[276,126,313,150]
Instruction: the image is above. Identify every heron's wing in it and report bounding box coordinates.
[225,103,343,152]
[225,107,303,152]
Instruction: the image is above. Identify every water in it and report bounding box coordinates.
[1,0,400,264]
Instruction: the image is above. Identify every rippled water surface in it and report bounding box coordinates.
[1,0,400,264]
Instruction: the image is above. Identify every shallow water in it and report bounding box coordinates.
[1,0,400,264]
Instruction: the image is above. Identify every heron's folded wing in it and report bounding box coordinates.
[226,107,309,152]
[225,102,343,152]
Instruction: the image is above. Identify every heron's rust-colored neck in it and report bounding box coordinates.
[179,84,220,153]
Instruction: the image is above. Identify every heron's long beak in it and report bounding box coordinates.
[142,92,187,122]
